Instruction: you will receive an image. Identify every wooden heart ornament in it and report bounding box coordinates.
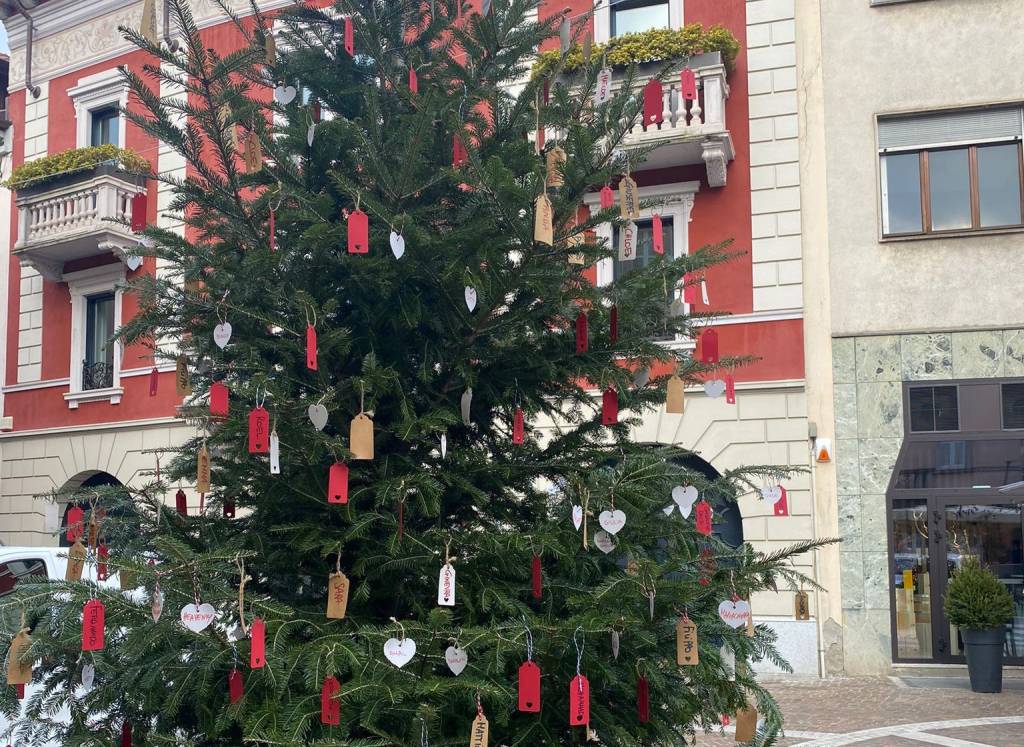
[180,603,217,633]
[383,637,416,668]
[672,485,699,518]
[717,599,751,629]
[598,509,626,535]
[445,645,468,676]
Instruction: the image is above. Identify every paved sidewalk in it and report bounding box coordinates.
[695,676,1024,746]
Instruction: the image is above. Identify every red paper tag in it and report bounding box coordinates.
[66,505,85,542]
[248,406,270,453]
[210,381,229,418]
[636,675,650,723]
[306,324,318,370]
[518,660,541,712]
[602,387,618,426]
[652,214,664,255]
[722,714,730,727]
[531,554,542,599]
[228,668,243,704]
[725,374,736,404]
[774,487,789,517]
[599,185,614,210]
[569,674,590,726]
[683,272,698,305]
[409,65,418,94]
[536,123,545,152]
[82,599,105,651]
[513,407,525,445]
[130,192,147,232]
[268,208,276,252]
[97,543,109,581]
[609,304,618,343]
[700,328,719,364]
[543,79,550,105]
[175,489,187,516]
[453,135,468,168]
[695,501,713,536]
[250,618,266,669]
[575,312,588,354]
[680,68,697,101]
[321,676,341,725]
[347,208,369,254]
[16,682,25,699]
[223,499,235,518]
[642,78,663,128]
[121,721,132,747]
[148,366,159,396]
[328,462,349,504]
[343,16,354,55]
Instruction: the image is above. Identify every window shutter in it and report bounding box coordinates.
[878,107,1023,150]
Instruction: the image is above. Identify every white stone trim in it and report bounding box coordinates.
[2,377,72,393]
[593,0,684,45]
[67,67,129,149]
[0,415,181,439]
[64,263,125,407]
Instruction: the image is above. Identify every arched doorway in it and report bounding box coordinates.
[668,452,744,549]
[58,471,122,547]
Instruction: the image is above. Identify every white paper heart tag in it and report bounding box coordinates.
[180,602,217,633]
[81,663,95,689]
[718,599,751,629]
[571,505,584,530]
[672,485,699,518]
[465,286,478,312]
[704,379,726,398]
[437,563,456,607]
[307,123,316,147]
[274,84,297,104]
[760,485,783,505]
[389,231,406,259]
[662,504,675,516]
[123,254,143,272]
[213,322,233,349]
[308,403,329,431]
[151,588,164,622]
[593,530,615,554]
[445,645,467,676]
[383,637,416,668]
[598,509,626,535]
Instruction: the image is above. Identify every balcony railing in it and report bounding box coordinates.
[13,164,143,280]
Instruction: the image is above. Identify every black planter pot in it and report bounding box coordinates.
[961,627,1006,693]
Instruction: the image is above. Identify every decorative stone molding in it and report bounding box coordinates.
[701,139,732,188]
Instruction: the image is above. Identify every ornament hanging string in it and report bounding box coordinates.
[235,554,251,636]
[573,626,585,691]
[522,615,534,662]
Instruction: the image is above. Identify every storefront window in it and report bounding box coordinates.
[892,498,932,659]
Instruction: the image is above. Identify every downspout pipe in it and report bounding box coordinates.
[163,0,179,52]
[14,0,41,99]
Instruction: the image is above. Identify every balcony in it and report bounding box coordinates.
[13,163,144,280]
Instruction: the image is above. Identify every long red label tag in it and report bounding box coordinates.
[683,272,699,305]
[600,185,614,210]
[530,554,542,599]
[223,499,235,518]
[453,135,468,168]
[652,213,664,255]
[695,501,713,536]
[306,324,318,370]
[130,192,147,232]
[569,674,590,726]
[210,381,229,418]
[248,406,270,453]
[701,328,719,364]
[250,618,266,669]
[774,487,790,517]
[268,208,276,252]
[149,366,159,396]
[409,65,418,94]
[513,408,525,445]
[82,599,105,651]
[518,660,541,712]
[328,462,349,504]
[228,668,243,704]
[609,304,618,343]
[681,68,697,101]
[602,387,618,426]
[725,374,736,404]
[66,505,85,542]
[642,78,663,128]
[575,312,588,354]
[636,675,650,723]
[97,543,109,581]
[121,721,132,747]
[175,489,187,516]
[343,16,354,56]
[347,208,369,254]
[321,676,342,725]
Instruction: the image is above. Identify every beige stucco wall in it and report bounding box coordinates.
[819,0,1024,337]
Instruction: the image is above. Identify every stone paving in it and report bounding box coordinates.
[694,676,1024,746]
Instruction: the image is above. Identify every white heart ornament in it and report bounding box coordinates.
[151,588,164,622]
[180,602,217,633]
[704,379,726,398]
[123,254,143,272]
[213,322,232,349]
[274,84,297,105]
[383,637,416,668]
[307,403,329,431]
[445,645,468,676]
[598,509,626,535]
[571,505,584,530]
[672,485,699,518]
[307,123,316,147]
[761,485,783,505]
[718,599,751,629]
[593,530,615,554]
[465,286,478,312]
[389,231,406,259]
[81,663,95,689]
[662,504,675,516]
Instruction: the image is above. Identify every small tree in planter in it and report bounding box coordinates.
[944,558,1015,693]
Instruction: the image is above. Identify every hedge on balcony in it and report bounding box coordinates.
[5,144,150,191]
[533,24,740,79]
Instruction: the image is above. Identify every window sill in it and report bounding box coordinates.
[64,387,123,409]
[880,225,1024,243]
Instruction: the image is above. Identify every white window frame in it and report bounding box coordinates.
[64,263,125,409]
[68,68,129,149]
[594,0,683,44]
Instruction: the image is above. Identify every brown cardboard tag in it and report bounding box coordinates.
[735,706,758,742]
[469,714,489,747]
[175,355,192,397]
[676,618,699,666]
[326,572,350,619]
[245,131,262,173]
[619,176,639,220]
[196,444,211,493]
[746,603,756,637]
[534,194,553,245]
[350,413,374,460]
[6,630,32,685]
[545,146,566,188]
[140,0,158,44]
[265,33,277,65]
[666,375,685,414]
[795,591,810,620]
[87,514,100,548]
[66,541,86,581]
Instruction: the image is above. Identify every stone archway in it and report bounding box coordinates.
[57,471,122,547]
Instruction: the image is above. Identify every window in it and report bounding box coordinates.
[1003,383,1024,430]
[89,105,120,146]
[613,216,674,280]
[83,293,115,391]
[879,107,1024,237]
[65,264,124,408]
[611,0,670,37]
[0,558,47,597]
[908,385,959,433]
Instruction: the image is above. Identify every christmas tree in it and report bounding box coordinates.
[1,1,828,745]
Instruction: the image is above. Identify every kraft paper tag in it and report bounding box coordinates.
[545,146,566,188]
[196,444,211,493]
[327,572,350,619]
[469,714,489,747]
[735,706,758,742]
[619,176,639,220]
[245,131,262,173]
[140,0,158,44]
[676,618,699,666]
[795,590,810,620]
[6,630,32,685]
[350,413,374,460]
[534,194,553,245]
[265,33,277,65]
[66,540,86,581]
[87,514,100,548]
[666,375,685,414]
[175,355,191,396]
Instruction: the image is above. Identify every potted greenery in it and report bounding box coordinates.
[944,558,1015,693]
